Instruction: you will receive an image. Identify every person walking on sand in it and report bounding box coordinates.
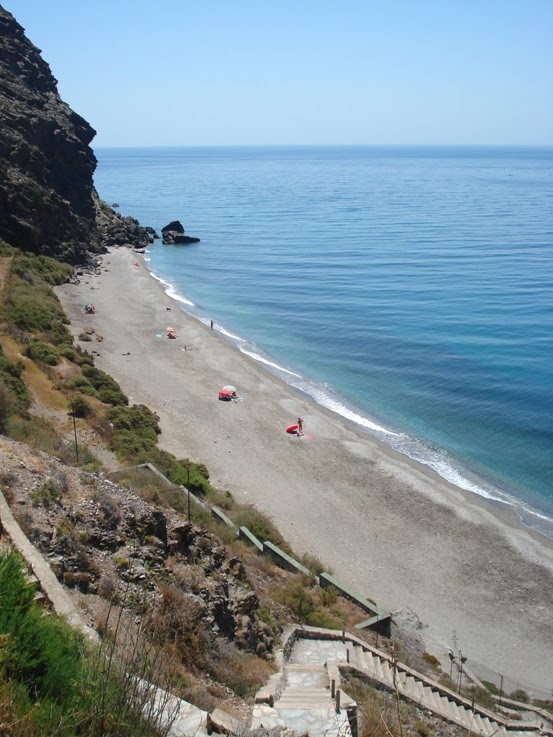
[297,417,304,436]
[210,320,214,330]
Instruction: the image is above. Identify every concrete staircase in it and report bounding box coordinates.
[253,627,552,737]
[343,636,551,737]
[252,639,354,737]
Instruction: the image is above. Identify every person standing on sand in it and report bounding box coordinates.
[210,320,214,330]
[297,417,304,436]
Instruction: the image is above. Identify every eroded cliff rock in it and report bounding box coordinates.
[0,6,101,262]
[0,6,155,262]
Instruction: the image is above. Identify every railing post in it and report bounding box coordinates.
[335,689,341,713]
[331,679,336,698]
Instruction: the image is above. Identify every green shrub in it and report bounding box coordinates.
[58,345,76,361]
[0,382,15,432]
[8,286,67,333]
[69,395,93,418]
[31,479,63,508]
[0,549,175,736]
[0,549,83,704]
[72,346,95,366]
[481,680,499,695]
[65,374,97,395]
[97,385,128,405]
[23,340,59,366]
[0,347,29,406]
[233,504,289,549]
[42,320,73,347]
[11,253,73,286]
[82,365,128,405]
[0,239,17,257]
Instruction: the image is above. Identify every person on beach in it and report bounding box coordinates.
[210,320,214,330]
[297,417,304,436]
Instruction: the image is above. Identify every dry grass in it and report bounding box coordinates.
[0,336,68,412]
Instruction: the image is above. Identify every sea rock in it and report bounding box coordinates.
[161,220,200,245]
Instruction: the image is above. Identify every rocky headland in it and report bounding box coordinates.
[0,5,155,263]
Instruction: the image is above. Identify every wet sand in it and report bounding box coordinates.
[56,247,553,696]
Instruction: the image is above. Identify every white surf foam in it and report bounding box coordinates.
[150,271,195,306]
[240,347,303,378]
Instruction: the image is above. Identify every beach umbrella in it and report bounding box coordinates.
[218,388,233,401]
[222,385,237,393]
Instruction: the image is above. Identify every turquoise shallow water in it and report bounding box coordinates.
[93,145,553,537]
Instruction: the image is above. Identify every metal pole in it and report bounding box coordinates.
[72,413,79,462]
[187,466,191,522]
[499,674,503,707]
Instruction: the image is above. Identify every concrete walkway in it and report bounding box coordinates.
[254,627,553,737]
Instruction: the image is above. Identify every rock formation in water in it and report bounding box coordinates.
[0,5,155,262]
[161,220,200,245]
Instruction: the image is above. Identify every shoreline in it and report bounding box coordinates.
[56,246,553,696]
[147,256,553,543]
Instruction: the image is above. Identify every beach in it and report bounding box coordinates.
[56,247,553,696]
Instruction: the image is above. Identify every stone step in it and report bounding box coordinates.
[349,644,362,668]
[472,713,490,735]
[286,663,325,672]
[404,677,425,702]
[428,688,445,713]
[480,717,497,737]
[379,659,394,685]
[445,698,466,724]
[362,651,377,677]
[451,702,471,727]
[277,689,330,705]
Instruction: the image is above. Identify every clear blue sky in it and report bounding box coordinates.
[5,0,553,147]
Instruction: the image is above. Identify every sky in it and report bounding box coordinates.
[4,0,553,147]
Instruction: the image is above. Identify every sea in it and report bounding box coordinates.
[93,145,553,539]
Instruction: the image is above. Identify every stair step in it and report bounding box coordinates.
[450,700,471,726]
[372,655,385,681]
[380,660,394,685]
[400,676,420,701]
[429,689,444,712]
[480,716,496,736]
[452,703,471,727]
[363,652,378,676]
[350,644,362,668]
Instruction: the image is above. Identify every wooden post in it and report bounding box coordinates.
[335,689,341,713]
[331,679,336,698]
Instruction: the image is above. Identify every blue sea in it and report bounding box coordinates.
[93,146,553,538]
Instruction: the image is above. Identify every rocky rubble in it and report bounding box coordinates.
[95,195,157,251]
[0,436,274,657]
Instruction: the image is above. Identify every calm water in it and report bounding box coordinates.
[93,146,553,537]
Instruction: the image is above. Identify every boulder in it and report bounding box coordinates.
[161,220,200,245]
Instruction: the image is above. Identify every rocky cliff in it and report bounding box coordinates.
[0,6,154,263]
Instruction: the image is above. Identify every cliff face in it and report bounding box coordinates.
[0,5,100,262]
